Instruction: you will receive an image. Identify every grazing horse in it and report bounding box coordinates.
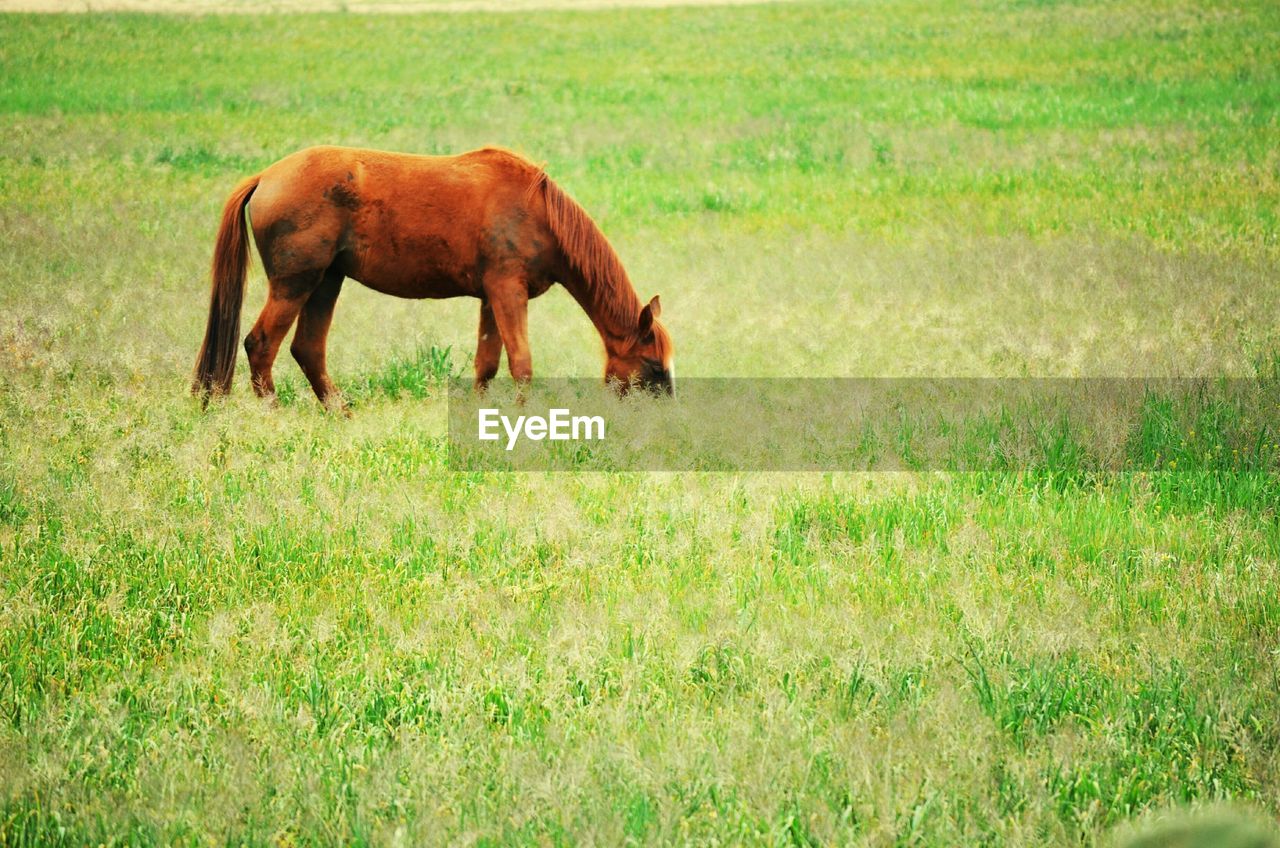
[192,145,674,408]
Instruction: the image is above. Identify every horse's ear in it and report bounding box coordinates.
[638,295,661,336]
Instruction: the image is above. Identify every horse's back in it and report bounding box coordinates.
[251,145,539,220]
[246,145,551,297]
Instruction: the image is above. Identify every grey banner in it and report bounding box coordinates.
[445,378,1280,472]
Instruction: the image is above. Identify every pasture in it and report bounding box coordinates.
[1,1,1279,844]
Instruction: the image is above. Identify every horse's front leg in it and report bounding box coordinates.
[483,275,531,384]
[474,299,504,390]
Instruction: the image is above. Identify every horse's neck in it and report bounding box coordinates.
[561,268,640,344]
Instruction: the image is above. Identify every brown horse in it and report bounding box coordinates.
[192,145,674,408]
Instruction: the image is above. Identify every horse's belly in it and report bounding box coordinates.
[354,272,474,299]
[344,239,481,300]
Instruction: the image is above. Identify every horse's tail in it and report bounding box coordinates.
[527,172,637,329]
[193,174,260,400]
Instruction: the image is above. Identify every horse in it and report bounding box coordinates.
[191,145,674,409]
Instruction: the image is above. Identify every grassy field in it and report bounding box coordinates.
[2,1,1279,844]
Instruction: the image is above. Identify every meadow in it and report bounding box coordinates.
[1,1,1279,844]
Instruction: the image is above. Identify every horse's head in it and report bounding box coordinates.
[605,295,674,396]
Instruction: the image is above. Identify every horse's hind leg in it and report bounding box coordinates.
[474,299,504,390]
[244,271,319,400]
[291,267,346,411]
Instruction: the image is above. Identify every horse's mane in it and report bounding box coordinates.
[526,172,641,333]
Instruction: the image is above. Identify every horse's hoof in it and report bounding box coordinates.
[322,395,352,417]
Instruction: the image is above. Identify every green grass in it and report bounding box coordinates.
[1,1,1279,845]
